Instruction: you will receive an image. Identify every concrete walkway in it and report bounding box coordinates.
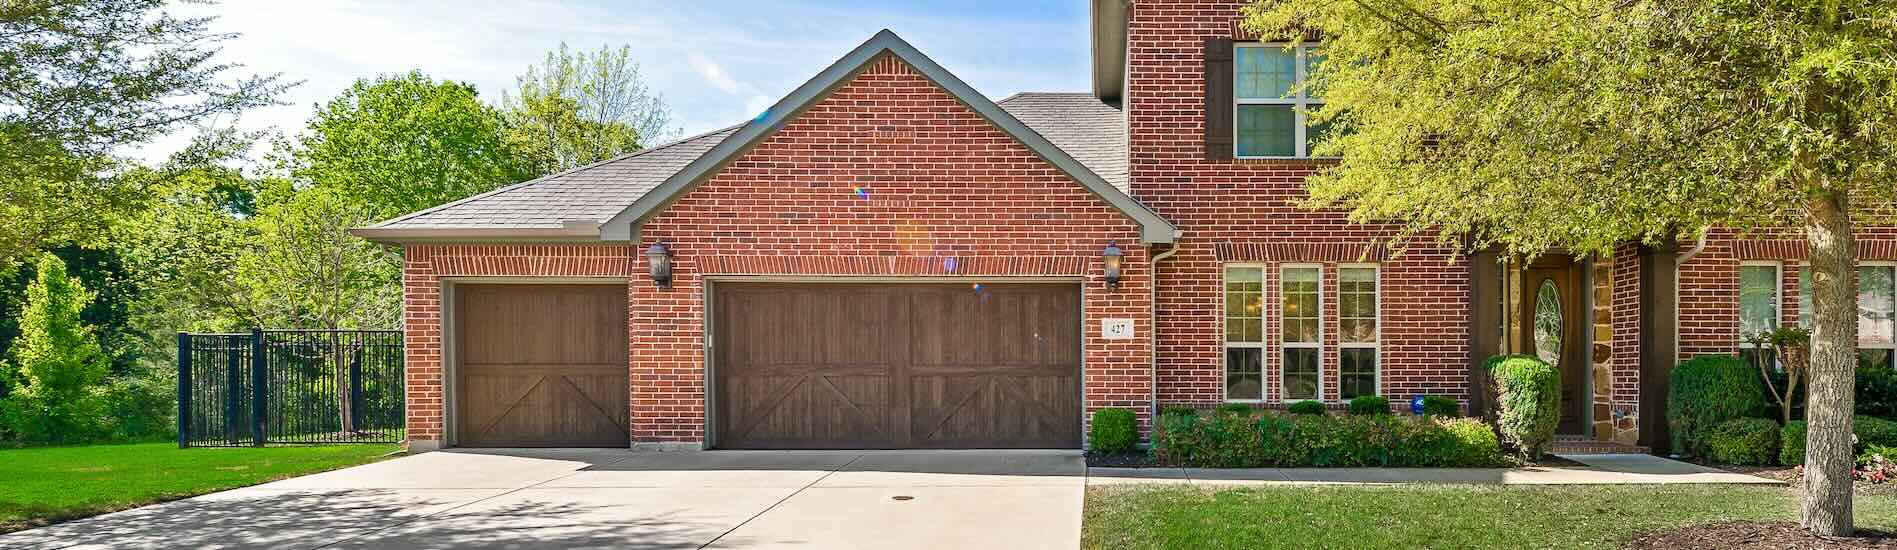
[0,448,1085,550]
[1088,453,1782,486]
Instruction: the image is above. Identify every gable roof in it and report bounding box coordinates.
[355,30,1173,244]
[600,30,1174,244]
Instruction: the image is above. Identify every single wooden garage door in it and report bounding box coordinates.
[715,283,1081,449]
[455,284,629,447]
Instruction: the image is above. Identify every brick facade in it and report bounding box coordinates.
[1127,0,1472,410]
[400,54,1154,448]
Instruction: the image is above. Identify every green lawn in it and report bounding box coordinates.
[1084,484,1897,549]
[0,442,398,533]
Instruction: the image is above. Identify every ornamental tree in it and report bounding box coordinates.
[1245,0,1897,535]
[2,254,109,442]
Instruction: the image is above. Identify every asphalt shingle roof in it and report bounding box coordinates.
[369,92,1125,231]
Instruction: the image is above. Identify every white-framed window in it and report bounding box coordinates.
[1739,262,1781,370]
[1281,264,1323,400]
[1337,265,1380,399]
[1234,43,1329,159]
[1224,266,1267,401]
[1799,262,1897,370]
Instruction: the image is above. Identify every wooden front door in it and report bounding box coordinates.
[455,284,630,447]
[714,283,1082,449]
[1518,256,1589,435]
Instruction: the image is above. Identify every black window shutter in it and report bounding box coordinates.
[1204,37,1235,161]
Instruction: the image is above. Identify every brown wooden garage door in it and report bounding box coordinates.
[715,283,1081,449]
[455,284,629,447]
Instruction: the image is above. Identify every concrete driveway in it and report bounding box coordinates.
[0,448,1084,550]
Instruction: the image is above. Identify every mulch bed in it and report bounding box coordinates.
[1626,521,1897,549]
[1714,464,1897,497]
[1086,451,1157,468]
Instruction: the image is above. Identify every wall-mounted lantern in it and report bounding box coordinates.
[1103,241,1124,289]
[646,242,673,289]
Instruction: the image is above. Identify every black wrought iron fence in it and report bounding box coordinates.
[178,330,404,447]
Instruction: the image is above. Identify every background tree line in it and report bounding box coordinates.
[0,0,674,445]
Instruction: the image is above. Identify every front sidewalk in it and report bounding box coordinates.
[1088,453,1782,486]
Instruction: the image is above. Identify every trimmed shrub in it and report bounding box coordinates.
[1779,416,1897,466]
[1782,421,1807,466]
[1161,405,1199,419]
[1348,395,1391,416]
[1421,395,1461,417]
[1217,403,1255,416]
[1152,411,1503,468]
[1089,408,1137,453]
[1488,355,1560,460]
[1861,415,1897,448]
[1287,400,1326,415]
[1861,367,1897,420]
[1704,418,1780,465]
[1667,355,1767,457]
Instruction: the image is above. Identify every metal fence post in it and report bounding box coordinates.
[251,329,268,447]
[349,344,364,431]
[177,332,192,449]
[226,337,241,446]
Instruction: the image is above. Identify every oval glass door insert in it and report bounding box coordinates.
[1534,279,1562,367]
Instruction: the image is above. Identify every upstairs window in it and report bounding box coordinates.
[1235,44,1327,158]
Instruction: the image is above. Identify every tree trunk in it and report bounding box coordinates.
[1801,190,1857,536]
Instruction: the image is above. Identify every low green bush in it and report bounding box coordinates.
[1779,416,1897,466]
[1287,400,1326,415]
[1161,405,1199,419]
[1217,403,1255,416]
[1152,411,1503,468]
[1704,417,1780,465]
[1488,355,1560,460]
[1861,415,1897,448]
[1348,396,1391,416]
[1090,408,1137,453]
[1858,367,1897,419]
[1781,421,1807,466]
[1421,395,1461,417]
[1667,355,1767,458]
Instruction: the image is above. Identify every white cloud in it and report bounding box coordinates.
[687,53,742,95]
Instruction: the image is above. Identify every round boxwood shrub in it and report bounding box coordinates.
[1421,395,1461,417]
[1287,400,1326,415]
[1704,417,1780,465]
[1781,420,1807,466]
[1349,395,1391,416]
[1487,354,1560,461]
[1089,408,1137,453]
[1666,355,1767,458]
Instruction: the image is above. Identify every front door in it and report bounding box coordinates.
[1518,255,1589,435]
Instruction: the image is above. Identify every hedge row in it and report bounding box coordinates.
[1780,416,1897,466]
[1153,409,1505,468]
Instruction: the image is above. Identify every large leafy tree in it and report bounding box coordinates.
[1246,0,1895,535]
[287,71,540,220]
[502,43,675,171]
[0,0,286,269]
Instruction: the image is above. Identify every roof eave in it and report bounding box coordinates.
[1091,0,1128,102]
[349,222,602,244]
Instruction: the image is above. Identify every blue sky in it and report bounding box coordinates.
[155,0,1093,160]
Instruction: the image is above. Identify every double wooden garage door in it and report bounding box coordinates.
[715,283,1082,449]
[452,282,1081,449]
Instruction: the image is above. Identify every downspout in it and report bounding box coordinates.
[1672,228,1710,365]
[1148,238,1180,439]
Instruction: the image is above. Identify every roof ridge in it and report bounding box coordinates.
[365,124,744,229]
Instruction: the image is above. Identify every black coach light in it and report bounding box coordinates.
[646,242,673,289]
[1103,241,1124,289]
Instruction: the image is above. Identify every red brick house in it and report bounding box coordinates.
[357,2,1897,453]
